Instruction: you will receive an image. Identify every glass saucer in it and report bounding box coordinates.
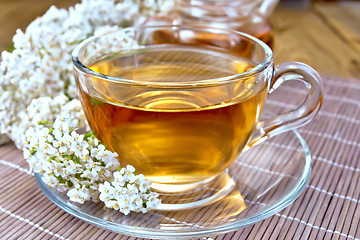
[35,130,311,239]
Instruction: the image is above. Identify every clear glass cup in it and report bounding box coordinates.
[72,25,323,210]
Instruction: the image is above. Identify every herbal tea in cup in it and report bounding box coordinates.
[72,25,323,207]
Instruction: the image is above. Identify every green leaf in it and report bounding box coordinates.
[81,177,91,182]
[75,173,82,179]
[85,131,95,139]
[67,180,74,188]
[49,127,55,135]
[56,175,66,184]
[47,156,57,162]
[29,148,37,155]
[37,120,54,126]
[73,156,81,164]
[6,42,15,53]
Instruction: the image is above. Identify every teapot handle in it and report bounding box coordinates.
[258,0,280,18]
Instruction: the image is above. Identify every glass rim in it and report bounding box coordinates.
[72,25,273,88]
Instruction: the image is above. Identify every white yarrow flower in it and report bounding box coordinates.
[9,0,171,216]
[99,165,161,215]
[0,0,173,148]
[23,114,161,215]
[67,187,91,204]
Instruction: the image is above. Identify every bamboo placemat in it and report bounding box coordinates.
[0,75,359,240]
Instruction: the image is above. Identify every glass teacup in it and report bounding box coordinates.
[72,25,323,209]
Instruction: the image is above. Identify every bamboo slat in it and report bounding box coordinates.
[1,75,360,240]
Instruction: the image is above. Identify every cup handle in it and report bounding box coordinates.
[246,62,324,149]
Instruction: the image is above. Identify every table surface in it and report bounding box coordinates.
[0,1,360,240]
[1,0,359,79]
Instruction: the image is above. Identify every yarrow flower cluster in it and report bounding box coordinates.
[23,114,161,214]
[0,0,173,148]
[14,93,87,150]
[0,0,171,216]
[99,165,160,215]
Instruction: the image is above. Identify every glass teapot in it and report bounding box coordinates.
[144,0,280,48]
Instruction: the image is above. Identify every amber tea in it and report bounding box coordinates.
[77,45,267,185]
[73,25,323,209]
